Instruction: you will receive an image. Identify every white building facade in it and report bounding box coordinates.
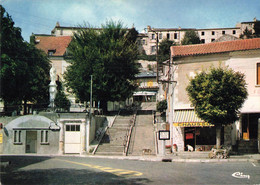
[162,38,260,153]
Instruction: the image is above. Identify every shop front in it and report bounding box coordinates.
[172,109,223,151]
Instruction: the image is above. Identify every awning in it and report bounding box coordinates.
[173,109,214,127]
[133,91,157,96]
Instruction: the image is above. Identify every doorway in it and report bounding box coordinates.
[184,128,195,151]
[26,131,37,153]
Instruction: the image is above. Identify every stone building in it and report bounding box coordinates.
[137,18,258,55]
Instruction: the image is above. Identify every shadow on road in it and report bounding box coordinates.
[1,156,151,185]
[1,168,151,185]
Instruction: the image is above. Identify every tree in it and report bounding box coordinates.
[0,5,50,114]
[55,81,71,112]
[240,27,253,39]
[158,39,175,64]
[253,20,260,37]
[181,30,201,45]
[156,100,167,113]
[186,66,248,148]
[65,21,139,112]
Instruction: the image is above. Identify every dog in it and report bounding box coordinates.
[142,149,152,155]
[187,145,194,152]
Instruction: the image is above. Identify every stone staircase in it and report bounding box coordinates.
[128,112,155,156]
[95,113,133,156]
[237,139,258,154]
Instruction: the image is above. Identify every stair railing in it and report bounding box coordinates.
[92,110,121,155]
[123,109,137,156]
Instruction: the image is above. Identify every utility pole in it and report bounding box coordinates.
[90,75,93,116]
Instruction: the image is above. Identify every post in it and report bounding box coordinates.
[156,32,159,83]
[90,75,93,115]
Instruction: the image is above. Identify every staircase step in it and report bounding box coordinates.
[95,152,124,156]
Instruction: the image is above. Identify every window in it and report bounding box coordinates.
[201,31,205,36]
[66,124,80,132]
[159,33,162,40]
[41,130,49,144]
[222,31,225,34]
[14,130,22,144]
[151,46,156,53]
[167,33,170,39]
[174,33,178,39]
[211,39,215,42]
[201,39,205,43]
[142,39,146,45]
[257,63,260,85]
[233,30,236,34]
[152,34,155,40]
[212,31,215,35]
[48,49,56,56]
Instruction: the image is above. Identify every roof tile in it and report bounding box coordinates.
[35,36,72,56]
[171,38,260,57]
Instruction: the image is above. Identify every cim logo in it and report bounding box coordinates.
[232,172,250,179]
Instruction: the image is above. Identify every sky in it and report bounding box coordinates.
[1,0,260,42]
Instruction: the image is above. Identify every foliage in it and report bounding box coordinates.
[186,66,248,148]
[240,20,260,39]
[0,5,51,114]
[156,100,167,113]
[181,30,201,45]
[65,21,139,111]
[137,55,156,61]
[158,39,175,64]
[253,20,260,37]
[55,81,71,112]
[240,27,253,39]
[186,66,248,126]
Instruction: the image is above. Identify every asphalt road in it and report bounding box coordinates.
[1,155,260,185]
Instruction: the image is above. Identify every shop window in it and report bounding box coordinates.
[211,39,215,42]
[41,130,49,144]
[257,63,260,85]
[201,39,205,43]
[14,130,22,144]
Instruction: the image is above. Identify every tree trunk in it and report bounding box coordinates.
[216,124,222,149]
[100,100,107,113]
[23,100,28,115]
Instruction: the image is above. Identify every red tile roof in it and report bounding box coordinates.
[171,38,260,57]
[35,36,72,56]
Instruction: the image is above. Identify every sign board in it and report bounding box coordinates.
[159,130,170,140]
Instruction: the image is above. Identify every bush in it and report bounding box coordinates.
[156,100,167,112]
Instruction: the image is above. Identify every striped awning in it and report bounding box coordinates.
[173,109,214,127]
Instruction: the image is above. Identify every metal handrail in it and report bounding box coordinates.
[123,109,137,156]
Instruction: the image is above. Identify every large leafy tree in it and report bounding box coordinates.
[186,66,248,148]
[181,30,201,45]
[65,21,139,112]
[158,38,175,64]
[0,5,50,114]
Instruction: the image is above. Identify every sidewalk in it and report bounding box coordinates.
[88,152,260,163]
[1,152,260,163]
